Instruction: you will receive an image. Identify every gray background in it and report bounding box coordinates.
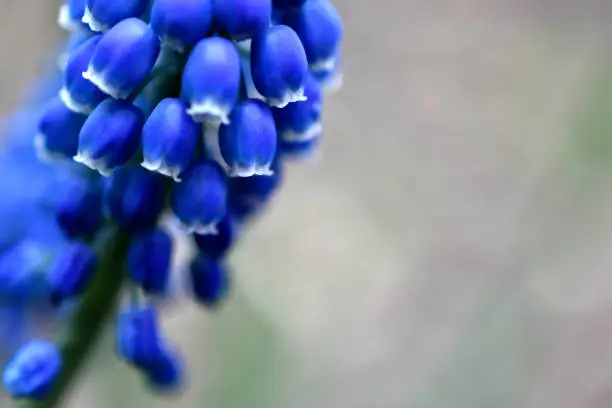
[5,1,612,407]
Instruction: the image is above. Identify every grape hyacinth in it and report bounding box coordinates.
[0,0,343,404]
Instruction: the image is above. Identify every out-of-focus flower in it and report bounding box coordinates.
[2,340,61,400]
[1,0,345,401]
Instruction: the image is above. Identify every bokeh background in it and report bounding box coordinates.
[5,0,612,407]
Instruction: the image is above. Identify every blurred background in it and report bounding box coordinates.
[5,0,612,407]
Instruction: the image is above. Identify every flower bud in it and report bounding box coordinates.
[54,176,103,238]
[75,99,144,175]
[141,98,200,181]
[212,0,271,41]
[250,25,309,107]
[104,166,167,232]
[272,73,322,143]
[171,160,228,234]
[218,99,277,177]
[83,0,149,32]
[181,37,241,124]
[188,256,229,308]
[228,159,283,219]
[36,97,87,161]
[3,340,61,400]
[193,216,238,260]
[116,306,165,369]
[280,0,343,73]
[128,229,172,295]
[61,34,106,114]
[47,241,97,304]
[150,0,213,51]
[83,18,160,100]
[145,346,183,393]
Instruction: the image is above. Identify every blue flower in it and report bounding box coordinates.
[150,0,213,52]
[83,18,160,100]
[54,176,103,238]
[228,159,283,220]
[181,37,242,124]
[171,160,228,234]
[193,216,238,260]
[104,166,167,232]
[145,346,183,393]
[272,73,322,143]
[128,229,173,295]
[74,99,144,175]
[141,98,200,181]
[36,97,88,160]
[280,0,343,73]
[0,241,51,302]
[212,0,271,42]
[250,25,309,107]
[47,241,97,305]
[2,340,61,400]
[218,98,277,177]
[60,34,106,114]
[83,0,150,32]
[189,256,229,308]
[115,306,165,369]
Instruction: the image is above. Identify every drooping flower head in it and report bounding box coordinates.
[1,0,345,401]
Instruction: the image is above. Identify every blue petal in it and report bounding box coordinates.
[280,0,343,71]
[115,306,165,369]
[47,241,97,304]
[3,340,61,400]
[250,25,309,107]
[61,34,106,114]
[272,73,322,142]
[75,99,144,175]
[128,229,173,295]
[218,99,277,177]
[141,98,200,181]
[84,0,149,32]
[54,176,103,238]
[37,97,88,160]
[228,158,283,220]
[84,18,160,99]
[145,346,183,393]
[150,0,213,51]
[212,0,271,41]
[181,37,242,124]
[170,160,228,234]
[188,256,229,307]
[193,216,238,260]
[104,166,167,232]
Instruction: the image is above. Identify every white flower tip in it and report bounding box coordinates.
[267,88,307,108]
[322,71,344,94]
[141,160,183,182]
[81,7,107,32]
[59,87,93,114]
[187,101,231,125]
[180,220,219,235]
[34,134,54,163]
[82,67,128,99]
[281,122,322,143]
[74,151,113,176]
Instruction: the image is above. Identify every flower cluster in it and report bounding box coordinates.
[0,0,343,402]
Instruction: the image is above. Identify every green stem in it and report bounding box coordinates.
[19,228,131,408]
